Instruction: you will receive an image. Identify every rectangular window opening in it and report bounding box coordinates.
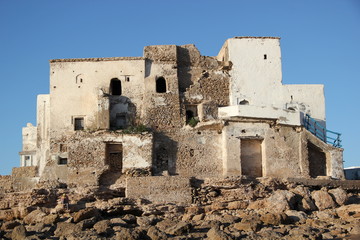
[74,117,84,131]
[264,54,267,60]
[58,158,68,165]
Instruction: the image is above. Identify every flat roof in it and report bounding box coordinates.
[50,56,144,63]
[233,36,280,39]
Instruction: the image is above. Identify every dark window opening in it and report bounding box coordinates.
[59,158,68,165]
[125,76,130,82]
[110,78,122,95]
[264,54,267,60]
[156,77,166,93]
[74,118,84,131]
[186,110,194,122]
[239,100,249,105]
[24,155,32,166]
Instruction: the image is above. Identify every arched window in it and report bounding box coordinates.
[239,99,249,105]
[110,78,121,95]
[156,77,166,93]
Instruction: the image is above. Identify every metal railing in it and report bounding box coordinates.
[304,114,342,148]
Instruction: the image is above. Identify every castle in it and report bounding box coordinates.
[17,37,343,193]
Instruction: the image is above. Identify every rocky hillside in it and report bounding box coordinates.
[0,177,359,239]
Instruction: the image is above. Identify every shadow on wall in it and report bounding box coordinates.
[109,96,137,130]
[177,46,192,93]
[153,132,178,176]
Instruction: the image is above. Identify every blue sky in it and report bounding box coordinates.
[0,0,359,175]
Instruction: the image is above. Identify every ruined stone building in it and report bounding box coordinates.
[18,37,344,190]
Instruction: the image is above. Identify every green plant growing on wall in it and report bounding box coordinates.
[188,117,199,128]
[122,124,149,134]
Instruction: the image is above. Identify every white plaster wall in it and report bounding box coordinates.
[36,94,50,176]
[218,105,302,126]
[221,37,326,124]
[21,123,37,152]
[226,38,283,107]
[102,134,152,171]
[282,84,325,123]
[50,59,145,135]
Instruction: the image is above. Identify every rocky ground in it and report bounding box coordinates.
[0,177,359,240]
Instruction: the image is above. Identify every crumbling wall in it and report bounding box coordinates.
[222,120,344,179]
[142,45,182,129]
[184,70,229,107]
[0,175,12,193]
[126,176,192,205]
[11,166,39,192]
[41,131,153,187]
[153,128,223,178]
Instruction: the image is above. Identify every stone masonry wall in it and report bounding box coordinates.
[126,176,192,205]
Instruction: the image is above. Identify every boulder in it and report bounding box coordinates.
[233,217,261,233]
[185,205,204,215]
[227,200,248,210]
[43,214,59,225]
[77,217,98,230]
[192,213,205,221]
[329,188,348,206]
[11,225,27,240]
[1,220,20,230]
[23,209,46,225]
[93,219,111,235]
[164,221,191,235]
[12,206,31,219]
[115,227,144,240]
[137,216,155,227]
[207,226,232,240]
[54,222,81,238]
[260,212,287,225]
[285,210,307,223]
[73,207,99,223]
[210,202,227,211]
[25,223,45,233]
[311,189,337,210]
[156,219,176,232]
[336,204,360,221]
[147,226,167,240]
[264,190,296,212]
[122,214,137,224]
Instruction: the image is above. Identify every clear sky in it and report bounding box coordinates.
[0,0,359,175]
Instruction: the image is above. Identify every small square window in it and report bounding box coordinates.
[59,158,68,165]
[74,118,84,130]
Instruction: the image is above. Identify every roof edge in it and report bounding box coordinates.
[50,56,144,63]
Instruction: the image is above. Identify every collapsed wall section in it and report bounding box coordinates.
[40,131,153,187]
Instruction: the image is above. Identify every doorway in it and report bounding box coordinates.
[308,141,327,177]
[241,139,263,177]
[105,143,123,171]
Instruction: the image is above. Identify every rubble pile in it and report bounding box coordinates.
[0,177,359,239]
